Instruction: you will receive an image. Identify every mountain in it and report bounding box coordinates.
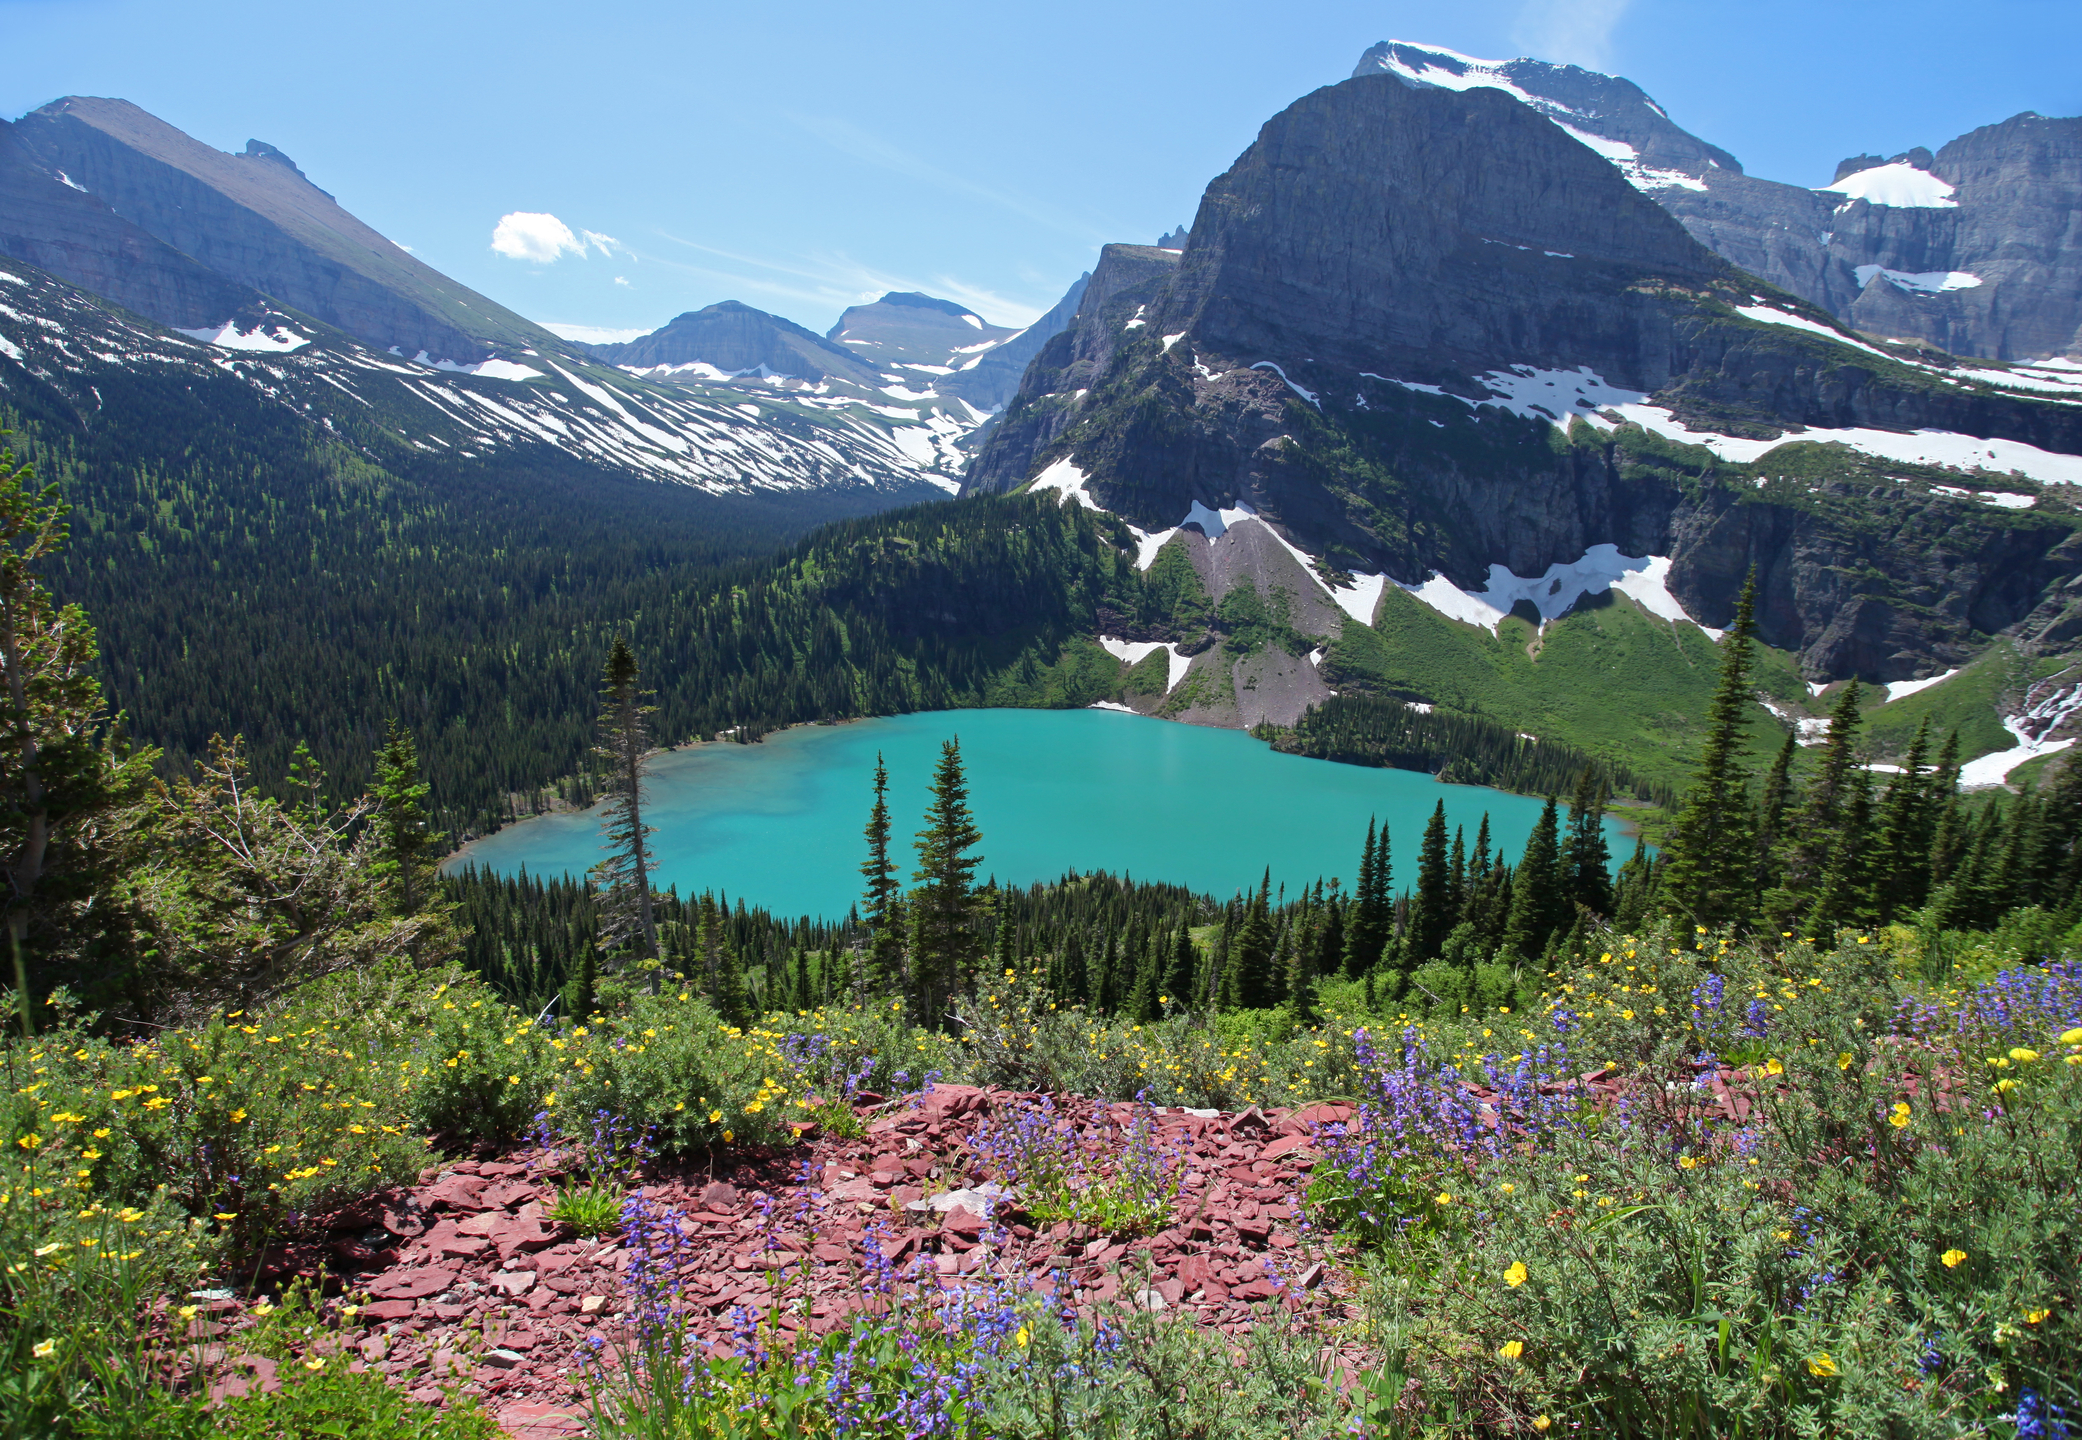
[827,291,1019,368]
[1350,41,2082,364]
[585,301,882,386]
[10,96,567,366]
[966,72,2082,775]
[576,276,1097,476]
[0,116,260,328]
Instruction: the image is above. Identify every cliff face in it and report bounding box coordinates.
[966,75,2082,686]
[1352,41,2082,364]
[11,97,560,363]
[0,118,259,328]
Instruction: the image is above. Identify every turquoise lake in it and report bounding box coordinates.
[448,708,1628,919]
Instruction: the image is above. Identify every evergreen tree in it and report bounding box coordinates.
[1162,924,1196,1012]
[0,437,145,1014]
[1560,767,1614,919]
[1409,802,1454,965]
[1501,797,1564,961]
[1226,871,1278,1009]
[1766,680,1865,927]
[370,721,444,918]
[1869,720,1932,924]
[1661,573,1760,927]
[859,753,906,1003]
[1342,820,1392,978]
[1753,730,1798,897]
[589,636,660,983]
[910,738,984,1026]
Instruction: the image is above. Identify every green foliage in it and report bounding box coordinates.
[1312,922,2081,1437]
[547,1179,625,1238]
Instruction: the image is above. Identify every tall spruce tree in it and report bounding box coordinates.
[1162,924,1196,1012]
[1410,802,1454,964]
[1226,871,1278,1009]
[1661,573,1759,927]
[1560,767,1614,919]
[1501,797,1564,960]
[1767,680,1865,926]
[859,753,906,1002]
[1753,730,1798,898]
[910,738,984,1027]
[1342,820,1391,978]
[1870,721,1933,925]
[590,637,660,981]
[371,721,443,918]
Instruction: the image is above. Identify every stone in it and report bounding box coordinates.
[481,1347,526,1370]
[359,1299,417,1322]
[365,1267,456,1300]
[490,1270,536,1297]
[579,1295,607,1315]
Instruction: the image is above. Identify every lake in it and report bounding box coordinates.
[448,708,1627,919]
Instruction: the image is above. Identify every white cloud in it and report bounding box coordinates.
[540,322,654,345]
[1510,0,1632,70]
[649,232,1050,329]
[491,212,619,263]
[614,276,631,287]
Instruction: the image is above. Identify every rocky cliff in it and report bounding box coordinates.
[1351,41,2082,364]
[11,97,562,363]
[0,117,259,328]
[967,74,2082,692]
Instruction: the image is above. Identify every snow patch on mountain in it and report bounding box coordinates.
[1855,265,1983,295]
[1821,163,1958,209]
[1029,457,1099,509]
[175,321,310,353]
[1883,669,1959,703]
[1397,545,1720,636]
[1730,305,1897,362]
[1098,636,1192,692]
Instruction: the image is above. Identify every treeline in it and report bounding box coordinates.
[447,591,2082,1035]
[1260,693,1680,808]
[1651,581,2082,942]
[5,372,879,839]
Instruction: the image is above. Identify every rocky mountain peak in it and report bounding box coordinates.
[1351,41,2081,362]
[10,95,561,363]
[827,291,1018,368]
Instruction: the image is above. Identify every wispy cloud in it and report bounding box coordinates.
[491,212,621,263]
[786,113,1113,245]
[1509,0,1633,70]
[644,233,1050,328]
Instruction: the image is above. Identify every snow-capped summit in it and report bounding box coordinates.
[1352,40,2082,363]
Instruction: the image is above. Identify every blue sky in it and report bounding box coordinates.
[4,0,2077,339]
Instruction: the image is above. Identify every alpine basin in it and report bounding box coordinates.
[448,708,1625,918]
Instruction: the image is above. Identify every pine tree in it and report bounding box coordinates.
[0,437,141,1013]
[1343,820,1392,978]
[1501,797,1564,961]
[1409,802,1454,965]
[910,738,984,1027]
[1560,768,1614,919]
[1226,871,1278,1010]
[1767,680,1865,927]
[371,721,444,917]
[859,753,906,1003]
[1162,924,1196,1012]
[1753,730,1798,897]
[589,636,660,984]
[1869,720,1932,924]
[1662,573,1760,927]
